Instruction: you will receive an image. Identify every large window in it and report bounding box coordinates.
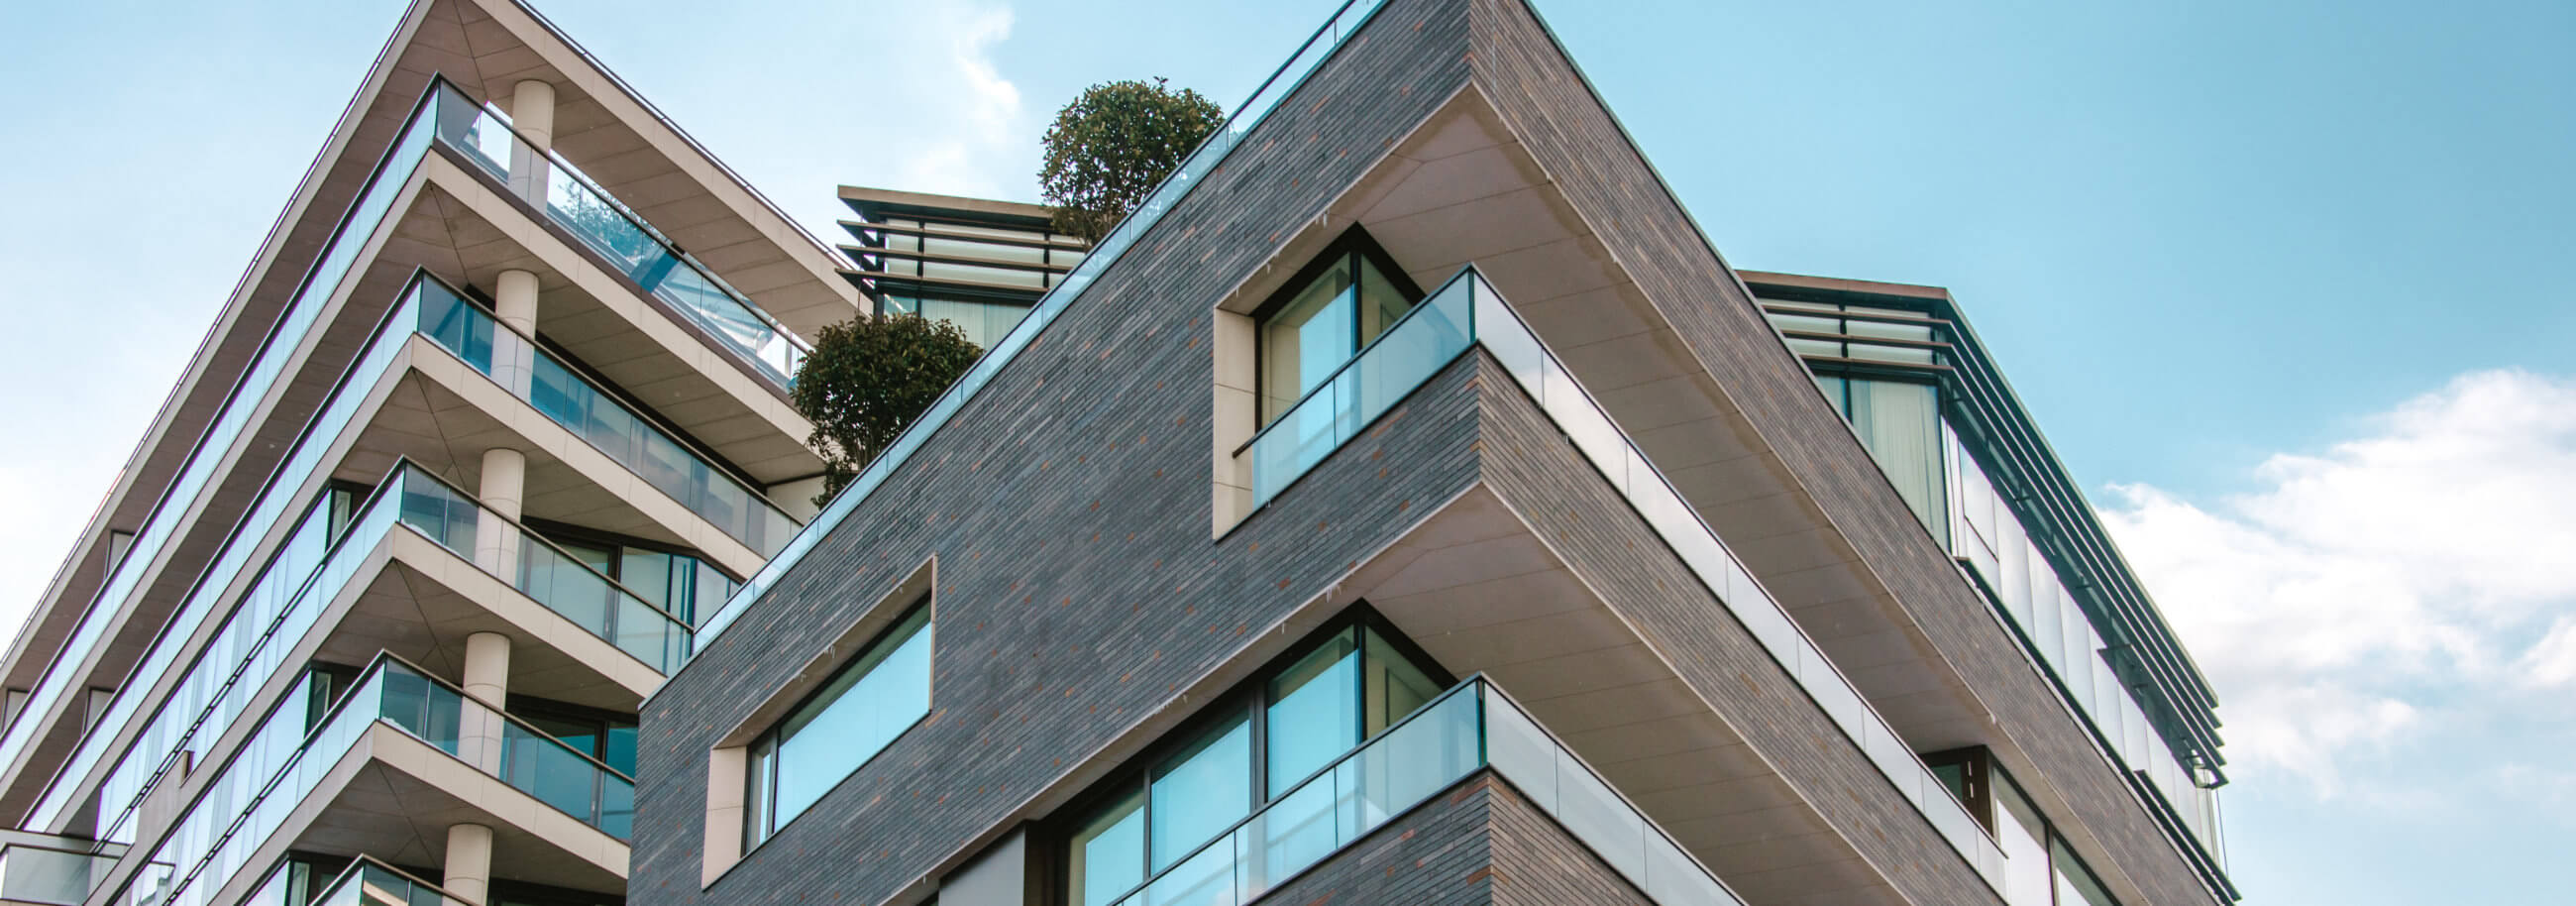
[743,602,932,848]
[1064,616,1445,906]
[1815,375,1948,544]
[1253,229,1423,427]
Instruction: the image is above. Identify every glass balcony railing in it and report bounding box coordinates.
[1242,267,2010,890]
[25,77,784,831]
[240,855,448,906]
[693,0,1395,643]
[413,272,800,556]
[81,454,683,845]
[1100,676,1743,906]
[0,63,446,796]
[45,275,714,843]
[0,843,117,906]
[427,79,809,388]
[120,654,633,906]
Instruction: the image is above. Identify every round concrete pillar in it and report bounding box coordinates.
[494,269,539,338]
[445,822,493,905]
[464,631,512,706]
[474,447,527,579]
[510,79,556,149]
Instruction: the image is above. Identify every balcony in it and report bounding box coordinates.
[237,856,447,906]
[0,841,116,906]
[34,271,777,842]
[1097,676,1739,906]
[1239,266,2008,893]
[59,456,685,847]
[118,654,630,906]
[409,272,801,556]
[1,75,802,823]
[429,80,809,389]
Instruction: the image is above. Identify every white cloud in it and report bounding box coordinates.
[2099,370,2576,796]
[881,0,1026,199]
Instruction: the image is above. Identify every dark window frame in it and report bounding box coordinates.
[1047,603,1453,906]
[1247,225,1427,429]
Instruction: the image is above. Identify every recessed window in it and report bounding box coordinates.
[742,601,932,848]
[1061,616,1445,906]
[1254,229,1423,427]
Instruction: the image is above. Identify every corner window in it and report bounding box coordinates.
[743,601,932,848]
[1254,229,1423,427]
[1815,375,1949,543]
[1061,616,1445,906]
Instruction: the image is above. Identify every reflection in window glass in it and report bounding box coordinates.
[1064,617,1449,904]
[1069,789,1145,906]
[1149,716,1251,872]
[747,603,932,845]
[1266,633,1357,794]
[1362,628,1438,736]
[1259,258,1354,424]
[1254,236,1424,429]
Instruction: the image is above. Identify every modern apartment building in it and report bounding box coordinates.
[0,1,2238,906]
[832,187,1090,351]
[637,3,2234,906]
[0,2,853,906]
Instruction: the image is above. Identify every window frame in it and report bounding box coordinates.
[1048,604,1452,906]
[521,516,739,624]
[739,596,934,849]
[1977,750,2128,906]
[1247,226,1426,430]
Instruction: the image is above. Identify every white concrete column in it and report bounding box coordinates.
[490,269,540,397]
[459,631,512,773]
[494,269,539,337]
[507,79,556,207]
[474,447,526,581]
[445,823,493,905]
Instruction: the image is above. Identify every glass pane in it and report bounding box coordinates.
[1361,628,1439,737]
[2053,838,2118,906]
[1556,750,1646,880]
[1265,631,1357,796]
[1070,789,1146,906]
[605,725,638,778]
[619,549,677,614]
[1142,838,1235,906]
[1996,776,2053,906]
[1847,380,1947,542]
[743,736,774,848]
[774,608,932,828]
[1258,259,1354,425]
[1353,256,1414,345]
[1244,771,1339,897]
[1150,715,1252,872]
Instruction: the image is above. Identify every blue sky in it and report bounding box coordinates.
[2,0,2570,902]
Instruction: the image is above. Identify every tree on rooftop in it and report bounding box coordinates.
[791,313,983,507]
[1038,77,1225,244]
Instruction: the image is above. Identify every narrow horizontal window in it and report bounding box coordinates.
[743,601,932,848]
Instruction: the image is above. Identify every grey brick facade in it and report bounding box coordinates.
[635,0,2220,904]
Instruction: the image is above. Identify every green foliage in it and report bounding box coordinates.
[790,313,983,506]
[1038,77,1225,244]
